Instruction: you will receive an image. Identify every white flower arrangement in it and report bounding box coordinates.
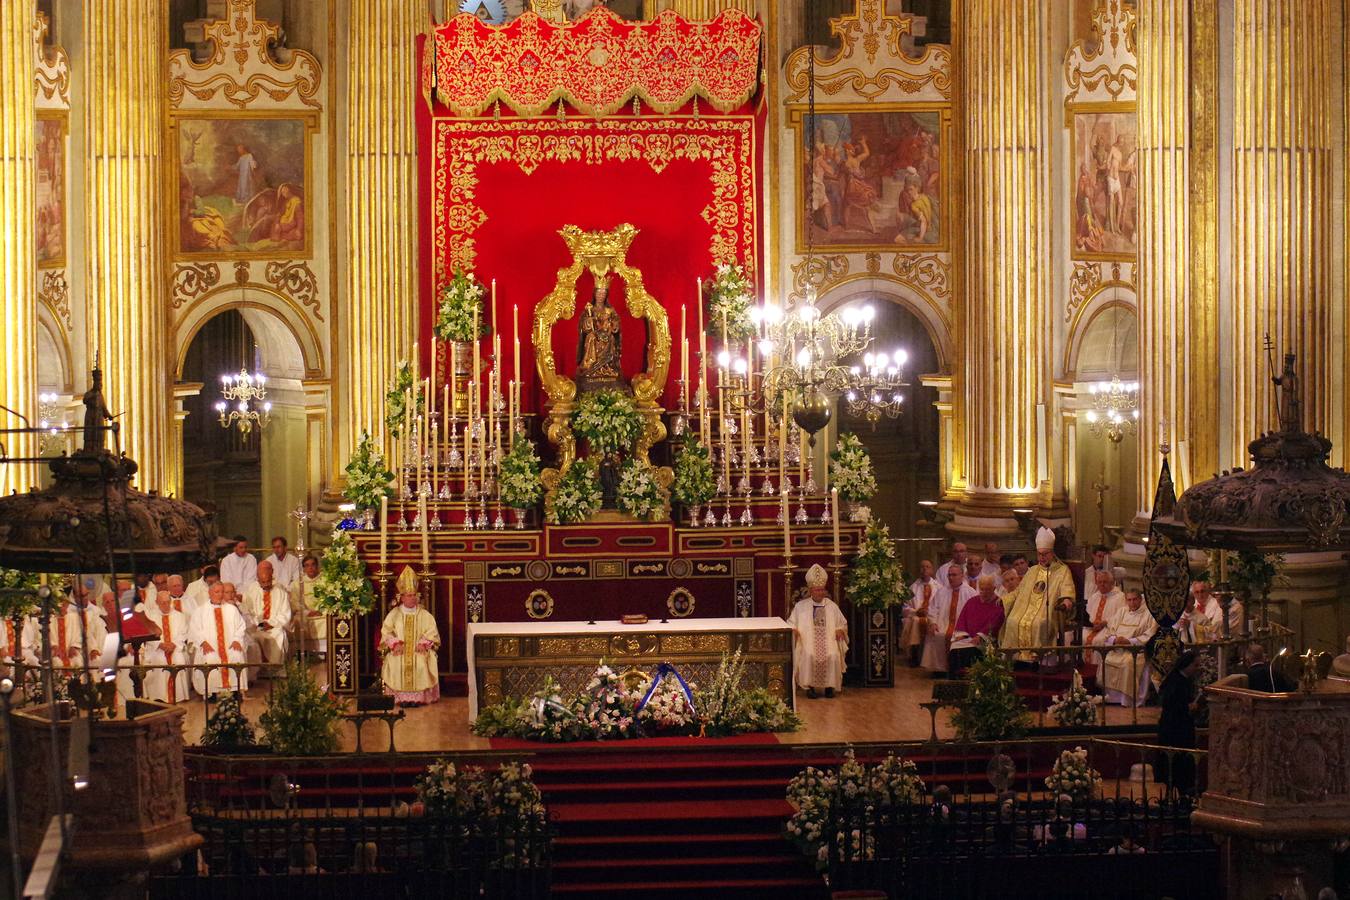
[845,519,911,611]
[576,664,639,739]
[829,432,877,502]
[869,752,927,807]
[384,358,424,438]
[549,458,603,525]
[572,389,643,456]
[637,672,698,733]
[706,262,756,341]
[342,429,394,512]
[434,269,489,343]
[1044,746,1102,802]
[1047,671,1102,728]
[415,758,488,818]
[310,531,376,617]
[499,439,543,509]
[617,459,667,520]
[200,692,256,749]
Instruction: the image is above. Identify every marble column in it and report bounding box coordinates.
[342,1,421,466]
[0,3,37,492]
[83,0,169,490]
[1229,0,1337,459]
[957,0,1052,532]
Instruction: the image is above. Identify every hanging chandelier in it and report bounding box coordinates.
[844,348,909,426]
[1083,377,1139,443]
[215,369,271,434]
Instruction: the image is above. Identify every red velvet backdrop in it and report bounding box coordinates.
[417,71,765,415]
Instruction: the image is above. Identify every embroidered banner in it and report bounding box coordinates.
[430,8,762,118]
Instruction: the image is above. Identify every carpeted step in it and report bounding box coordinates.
[554,831,790,862]
[554,853,806,885]
[549,875,829,899]
[550,798,791,839]
[537,776,788,803]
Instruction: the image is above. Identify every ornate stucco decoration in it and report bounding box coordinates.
[1065,260,1135,324]
[33,13,69,108]
[37,271,71,330]
[1063,0,1137,104]
[167,0,322,111]
[784,0,952,104]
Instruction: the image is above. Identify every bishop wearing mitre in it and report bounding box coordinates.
[143,589,189,704]
[188,581,250,695]
[1000,527,1077,663]
[380,567,440,707]
[241,560,292,675]
[787,564,848,698]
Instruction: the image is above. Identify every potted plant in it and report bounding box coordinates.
[829,432,877,520]
[258,659,344,755]
[845,519,911,687]
[499,439,543,527]
[671,437,716,524]
[343,430,394,529]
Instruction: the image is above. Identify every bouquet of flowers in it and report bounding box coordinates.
[636,671,698,734]
[576,664,638,740]
[1044,746,1101,802]
[846,519,910,611]
[416,758,489,819]
[572,389,642,456]
[200,692,256,750]
[697,648,749,737]
[342,429,394,512]
[617,459,667,520]
[671,437,716,508]
[524,676,585,742]
[310,531,376,617]
[499,439,543,509]
[550,459,603,525]
[486,761,547,827]
[258,659,344,755]
[870,752,927,807]
[1047,671,1102,728]
[829,433,877,502]
[706,262,756,341]
[434,269,490,343]
[0,568,40,621]
[735,686,802,734]
[385,358,423,438]
[785,764,836,864]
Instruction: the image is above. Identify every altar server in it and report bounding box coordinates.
[1000,527,1076,662]
[380,567,441,707]
[1098,590,1158,707]
[143,590,190,703]
[241,561,292,676]
[788,564,848,698]
[219,536,258,591]
[901,560,939,664]
[266,536,302,595]
[189,582,249,695]
[922,564,977,674]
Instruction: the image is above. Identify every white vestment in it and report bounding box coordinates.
[380,605,441,701]
[901,578,938,648]
[220,552,258,591]
[182,579,213,617]
[935,560,963,587]
[1100,605,1158,706]
[979,560,1003,588]
[294,574,326,646]
[143,608,190,703]
[241,583,292,671]
[22,608,89,668]
[788,598,848,691]
[265,553,301,594]
[1174,596,1244,643]
[921,583,976,673]
[188,602,250,694]
[1081,588,1126,655]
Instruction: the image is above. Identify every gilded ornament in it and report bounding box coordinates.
[1062,0,1137,104]
[170,264,222,309]
[264,261,322,320]
[37,271,72,330]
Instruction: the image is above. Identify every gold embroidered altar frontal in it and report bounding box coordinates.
[465,617,792,718]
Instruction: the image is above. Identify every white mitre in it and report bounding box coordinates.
[1035,526,1056,552]
[805,563,828,589]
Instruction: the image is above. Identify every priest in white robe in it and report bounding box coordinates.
[934,542,968,587]
[266,536,302,594]
[922,565,976,674]
[296,553,326,651]
[182,566,220,616]
[787,563,848,698]
[1081,569,1125,661]
[143,591,189,704]
[1098,590,1158,707]
[219,537,258,591]
[189,582,249,695]
[380,567,441,706]
[1174,580,1244,643]
[22,598,88,669]
[901,559,939,664]
[162,575,193,618]
[241,560,292,676]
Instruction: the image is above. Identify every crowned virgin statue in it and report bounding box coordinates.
[576,277,624,390]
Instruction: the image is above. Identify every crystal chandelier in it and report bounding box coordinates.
[215,369,272,434]
[844,348,909,426]
[1084,377,1139,443]
[36,392,71,454]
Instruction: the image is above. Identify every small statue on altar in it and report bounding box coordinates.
[577,277,623,387]
[379,566,441,707]
[787,564,848,699]
[1272,351,1303,433]
[81,366,115,454]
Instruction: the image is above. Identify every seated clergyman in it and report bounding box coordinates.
[1097,589,1158,707]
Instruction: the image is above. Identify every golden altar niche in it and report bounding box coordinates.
[533,223,674,522]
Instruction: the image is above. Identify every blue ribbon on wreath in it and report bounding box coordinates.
[635,662,696,717]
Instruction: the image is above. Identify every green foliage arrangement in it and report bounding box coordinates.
[950,640,1030,742]
[846,519,910,611]
[0,569,40,621]
[671,437,716,508]
[384,358,424,438]
[1225,550,1285,600]
[706,262,756,341]
[699,649,801,737]
[829,432,877,502]
[616,459,667,520]
[342,429,394,511]
[434,269,490,343]
[571,389,642,456]
[499,439,543,509]
[310,531,376,617]
[200,692,257,750]
[550,459,603,525]
[258,660,345,755]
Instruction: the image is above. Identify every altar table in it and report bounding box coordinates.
[465,617,794,720]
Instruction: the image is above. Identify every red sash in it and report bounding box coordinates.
[215,607,230,689]
[161,615,176,703]
[56,616,69,666]
[946,593,959,639]
[262,590,272,622]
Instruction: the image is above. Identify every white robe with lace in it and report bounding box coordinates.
[788,598,848,691]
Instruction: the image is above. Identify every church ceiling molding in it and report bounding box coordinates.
[167,0,323,111]
[1063,0,1137,105]
[429,7,761,118]
[783,0,951,104]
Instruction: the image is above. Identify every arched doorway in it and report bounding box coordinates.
[178,307,308,546]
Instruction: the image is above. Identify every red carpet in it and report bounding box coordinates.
[487,731,779,751]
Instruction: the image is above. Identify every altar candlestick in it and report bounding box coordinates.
[429,339,437,431]
[379,496,389,571]
[419,493,430,566]
[513,303,521,386]
[781,490,791,553]
[491,279,498,340]
[823,426,831,493]
[508,379,516,448]
[443,385,450,441]
[779,395,788,486]
[680,303,687,383]
[831,487,840,553]
[487,367,496,452]
[681,337,689,410]
[449,346,457,420]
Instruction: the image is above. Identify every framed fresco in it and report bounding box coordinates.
[36,112,67,269]
[170,112,316,260]
[1068,104,1137,261]
[789,104,951,253]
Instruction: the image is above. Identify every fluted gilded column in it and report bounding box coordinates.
[1133,0,1219,517]
[958,0,1050,521]
[84,0,168,490]
[1229,0,1335,459]
[342,2,421,465]
[0,5,36,493]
